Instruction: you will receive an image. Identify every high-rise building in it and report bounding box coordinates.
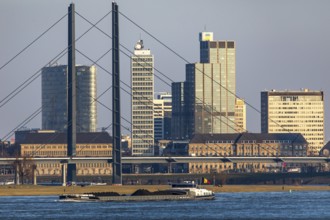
[235,98,246,132]
[261,89,324,156]
[154,92,172,142]
[186,32,236,137]
[131,40,154,156]
[171,82,187,140]
[41,65,97,132]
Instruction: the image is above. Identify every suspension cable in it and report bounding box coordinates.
[0,13,67,72]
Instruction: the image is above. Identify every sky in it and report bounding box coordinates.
[0,0,329,142]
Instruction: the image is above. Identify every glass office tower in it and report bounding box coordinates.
[186,32,236,137]
[42,65,97,132]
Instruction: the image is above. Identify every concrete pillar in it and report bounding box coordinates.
[62,163,67,186]
[15,164,20,185]
[33,167,37,185]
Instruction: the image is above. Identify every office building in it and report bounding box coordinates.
[154,92,172,142]
[131,40,154,156]
[185,32,236,137]
[171,82,187,139]
[261,89,324,156]
[235,98,246,132]
[41,65,97,132]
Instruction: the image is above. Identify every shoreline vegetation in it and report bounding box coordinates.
[0,185,329,196]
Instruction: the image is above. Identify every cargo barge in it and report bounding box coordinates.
[59,182,215,202]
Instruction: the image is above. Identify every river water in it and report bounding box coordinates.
[0,191,329,219]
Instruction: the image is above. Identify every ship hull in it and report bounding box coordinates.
[59,193,215,202]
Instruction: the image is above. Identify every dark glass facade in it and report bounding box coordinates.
[41,65,97,132]
[171,82,187,139]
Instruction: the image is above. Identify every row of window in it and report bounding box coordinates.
[190,144,306,151]
[269,111,323,114]
[132,68,153,72]
[132,63,153,68]
[132,127,154,131]
[24,145,111,149]
[132,116,153,120]
[132,87,153,91]
[132,97,153,100]
[23,151,112,156]
[132,77,153,81]
[132,82,153,86]
[132,58,153,62]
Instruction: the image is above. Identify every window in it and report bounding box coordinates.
[227,41,235,48]
[219,42,225,48]
[210,42,217,48]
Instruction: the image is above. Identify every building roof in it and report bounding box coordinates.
[189,133,307,144]
[18,132,112,145]
[239,133,307,144]
[321,141,330,151]
[262,90,323,97]
[190,134,241,143]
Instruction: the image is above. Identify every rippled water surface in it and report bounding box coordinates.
[0,191,330,219]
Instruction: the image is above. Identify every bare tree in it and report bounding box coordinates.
[12,156,35,184]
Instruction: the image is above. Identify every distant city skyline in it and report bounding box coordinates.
[0,0,329,142]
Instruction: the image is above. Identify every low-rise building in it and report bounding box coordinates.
[16,131,113,176]
[188,133,307,173]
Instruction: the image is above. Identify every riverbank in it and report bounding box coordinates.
[0,184,329,196]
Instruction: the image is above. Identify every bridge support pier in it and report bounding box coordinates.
[14,164,20,185]
[33,165,37,185]
[67,163,76,184]
[168,163,172,173]
[61,163,67,186]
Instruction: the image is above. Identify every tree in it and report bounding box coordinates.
[12,156,35,184]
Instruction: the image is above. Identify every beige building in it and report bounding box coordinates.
[186,32,236,137]
[188,133,307,173]
[131,40,154,156]
[261,89,324,156]
[235,98,246,132]
[17,131,113,176]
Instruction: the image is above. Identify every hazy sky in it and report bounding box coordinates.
[0,0,329,142]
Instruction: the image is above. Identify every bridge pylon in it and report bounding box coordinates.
[67,3,77,184]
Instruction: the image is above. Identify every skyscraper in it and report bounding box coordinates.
[41,64,97,132]
[186,32,236,137]
[171,82,187,140]
[131,40,154,156]
[261,89,324,156]
[154,92,172,142]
